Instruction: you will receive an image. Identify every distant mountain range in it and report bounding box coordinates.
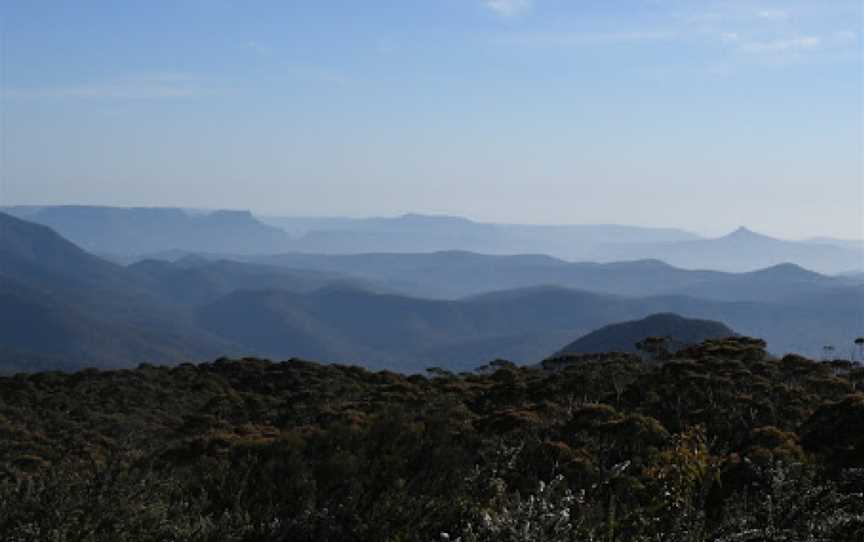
[2,210,862,373]
[258,215,864,273]
[555,313,736,356]
[260,213,700,257]
[600,227,864,274]
[5,206,861,273]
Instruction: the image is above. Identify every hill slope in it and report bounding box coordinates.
[128,258,383,306]
[0,212,240,370]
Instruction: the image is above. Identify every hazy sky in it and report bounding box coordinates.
[2,0,862,238]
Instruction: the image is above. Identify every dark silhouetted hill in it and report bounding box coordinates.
[555,313,736,356]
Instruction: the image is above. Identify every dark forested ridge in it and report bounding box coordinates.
[1,337,863,540]
[556,313,737,356]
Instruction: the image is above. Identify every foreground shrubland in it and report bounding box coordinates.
[1,337,863,541]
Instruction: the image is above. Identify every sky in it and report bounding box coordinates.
[1,0,862,239]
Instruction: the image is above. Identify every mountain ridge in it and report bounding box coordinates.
[7,205,861,273]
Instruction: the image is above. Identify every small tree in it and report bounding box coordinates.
[636,336,670,362]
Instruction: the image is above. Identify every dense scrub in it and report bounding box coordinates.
[1,337,863,541]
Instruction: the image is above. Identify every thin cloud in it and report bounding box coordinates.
[679,12,724,25]
[2,73,209,100]
[496,30,677,48]
[585,31,678,43]
[757,9,790,21]
[738,36,821,54]
[483,0,532,18]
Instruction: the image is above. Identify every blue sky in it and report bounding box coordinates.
[2,0,861,238]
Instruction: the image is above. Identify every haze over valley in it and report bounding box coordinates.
[2,208,861,374]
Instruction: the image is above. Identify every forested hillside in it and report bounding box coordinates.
[1,337,863,541]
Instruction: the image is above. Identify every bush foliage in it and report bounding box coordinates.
[1,337,863,541]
